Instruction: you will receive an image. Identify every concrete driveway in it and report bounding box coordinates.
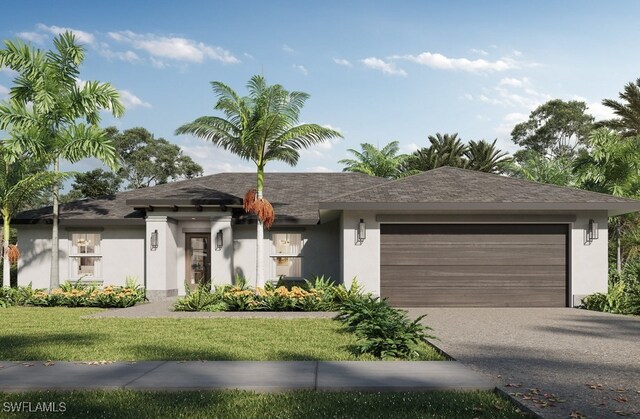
[406,308,640,418]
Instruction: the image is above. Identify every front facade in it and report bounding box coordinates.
[14,167,640,307]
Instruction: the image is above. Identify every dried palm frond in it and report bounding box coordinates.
[7,244,20,264]
[243,189,257,212]
[253,198,275,230]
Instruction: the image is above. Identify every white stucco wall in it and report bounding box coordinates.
[341,211,380,293]
[570,211,609,304]
[17,225,145,290]
[232,220,340,287]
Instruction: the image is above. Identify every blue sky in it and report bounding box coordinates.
[1,0,639,177]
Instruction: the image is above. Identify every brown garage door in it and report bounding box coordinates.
[380,224,568,307]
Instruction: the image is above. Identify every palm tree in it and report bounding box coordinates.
[339,141,407,179]
[0,146,67,287]
[402,133,468,173]
[465,139,512,174]
[599,78,640,137]
[0,32,123,288]
[509,151,575,187]
[573,128,640,273]
[176,75,341,288]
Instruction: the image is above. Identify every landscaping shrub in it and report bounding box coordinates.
[173,276,368,312]
[581,264,640,315]
[0,278,145,309]
[335,296,435,360]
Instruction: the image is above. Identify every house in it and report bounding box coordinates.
[14,166,640,307]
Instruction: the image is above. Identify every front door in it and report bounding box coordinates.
[185,233,211,291]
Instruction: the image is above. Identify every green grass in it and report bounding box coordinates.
[0,307,444,361]
[0,390,529,418]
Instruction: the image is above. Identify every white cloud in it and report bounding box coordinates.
[0,84,9,99]
[306,166,333,173]
[282,44,294,53]
[118,90,151,109]
[587,101,615,121]
[471,48,489,56]
[394,52,517,73]
[293,64,308,75]
[179,143,253,174]
[498,77,529,87]
[36,23,95,45]
[243,52,254,59]
[108,30,239,64]
[402,143,420,153]
[361,57,407,76]
[512,50,523,57]
[333,58,352,67]
[0,68,19,78]
[502,112,528,123]
[99,44,140,62]
[16,31,47,44]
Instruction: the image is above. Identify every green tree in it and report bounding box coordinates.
[68,168,122,199]
[108,127,203,189]
[464,139,512,174]
[508,150,575,187]
[511,99,594,159]
[573,128,640,273]
[339,141,407,179]
[402,133,466,173]
[598,78,640,137]
[0,146,66,287]
[0,32,123,288]
[176,75,341,287]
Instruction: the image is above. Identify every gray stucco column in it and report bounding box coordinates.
[210,216,234,286]
[145,215,179,300]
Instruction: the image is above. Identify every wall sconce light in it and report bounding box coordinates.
[215,230,224,250]
[150,229,158,251]
[587,219,599,244]
[357,219,366,242]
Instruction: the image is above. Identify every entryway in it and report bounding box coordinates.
[185,233,210,291]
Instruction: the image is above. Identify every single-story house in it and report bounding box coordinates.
[13,166,640,307]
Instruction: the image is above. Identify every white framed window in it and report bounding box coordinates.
[69,232,102,279]
[270,232,303,278]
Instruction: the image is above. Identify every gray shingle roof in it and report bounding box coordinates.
[320,166,640,215]
[15,172,388,225]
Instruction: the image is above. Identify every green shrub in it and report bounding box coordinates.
[581,263,640,315]
[335,296,435,360]
[174,284,227,312]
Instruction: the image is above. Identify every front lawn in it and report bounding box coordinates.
[0,307,444,361]
[0,390,529,418]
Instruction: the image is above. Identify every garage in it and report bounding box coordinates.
[380,224,568,307]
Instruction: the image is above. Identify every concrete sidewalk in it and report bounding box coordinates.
[0,361,493,392]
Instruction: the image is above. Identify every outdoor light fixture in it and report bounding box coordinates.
[357,219,366,242]
[215,230,224,250]
[587,219,599,244]
[150,230,158,251]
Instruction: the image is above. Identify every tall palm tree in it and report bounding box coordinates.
[339,141,407,179]
[176,75,341,288]
[0,146,67,287]
[402,133,468,173]
[465,139,512,173]
[0,32,123,288]
[573,128,640,273]
[599,78,640,137]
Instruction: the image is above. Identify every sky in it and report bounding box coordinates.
[1,0,639,179]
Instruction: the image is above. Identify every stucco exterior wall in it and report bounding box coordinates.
[232,220,340,287]
[17,225,145,290]
[570,211,609,305]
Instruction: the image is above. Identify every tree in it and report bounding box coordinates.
[339,141,407,179]
[598,78,640,137]
[0,145,66,287]
[573,128,640,273]
[107,127,203,189]
[464,139,512,173]
[508,150,575,187]
[0,32,123,288]
[511,99,594,159]
[68,168,122,199]
[176,75,341,288]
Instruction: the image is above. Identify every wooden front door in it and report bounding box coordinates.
[185,233,211,291]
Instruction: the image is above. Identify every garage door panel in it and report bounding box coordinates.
[381,245,565,266]
[382,234,566,246]
[380,286,567,307]
[381,266,566,287]
[380,224,568,307]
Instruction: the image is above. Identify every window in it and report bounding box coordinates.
[69,233,102,279]
[271,233,303,278]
